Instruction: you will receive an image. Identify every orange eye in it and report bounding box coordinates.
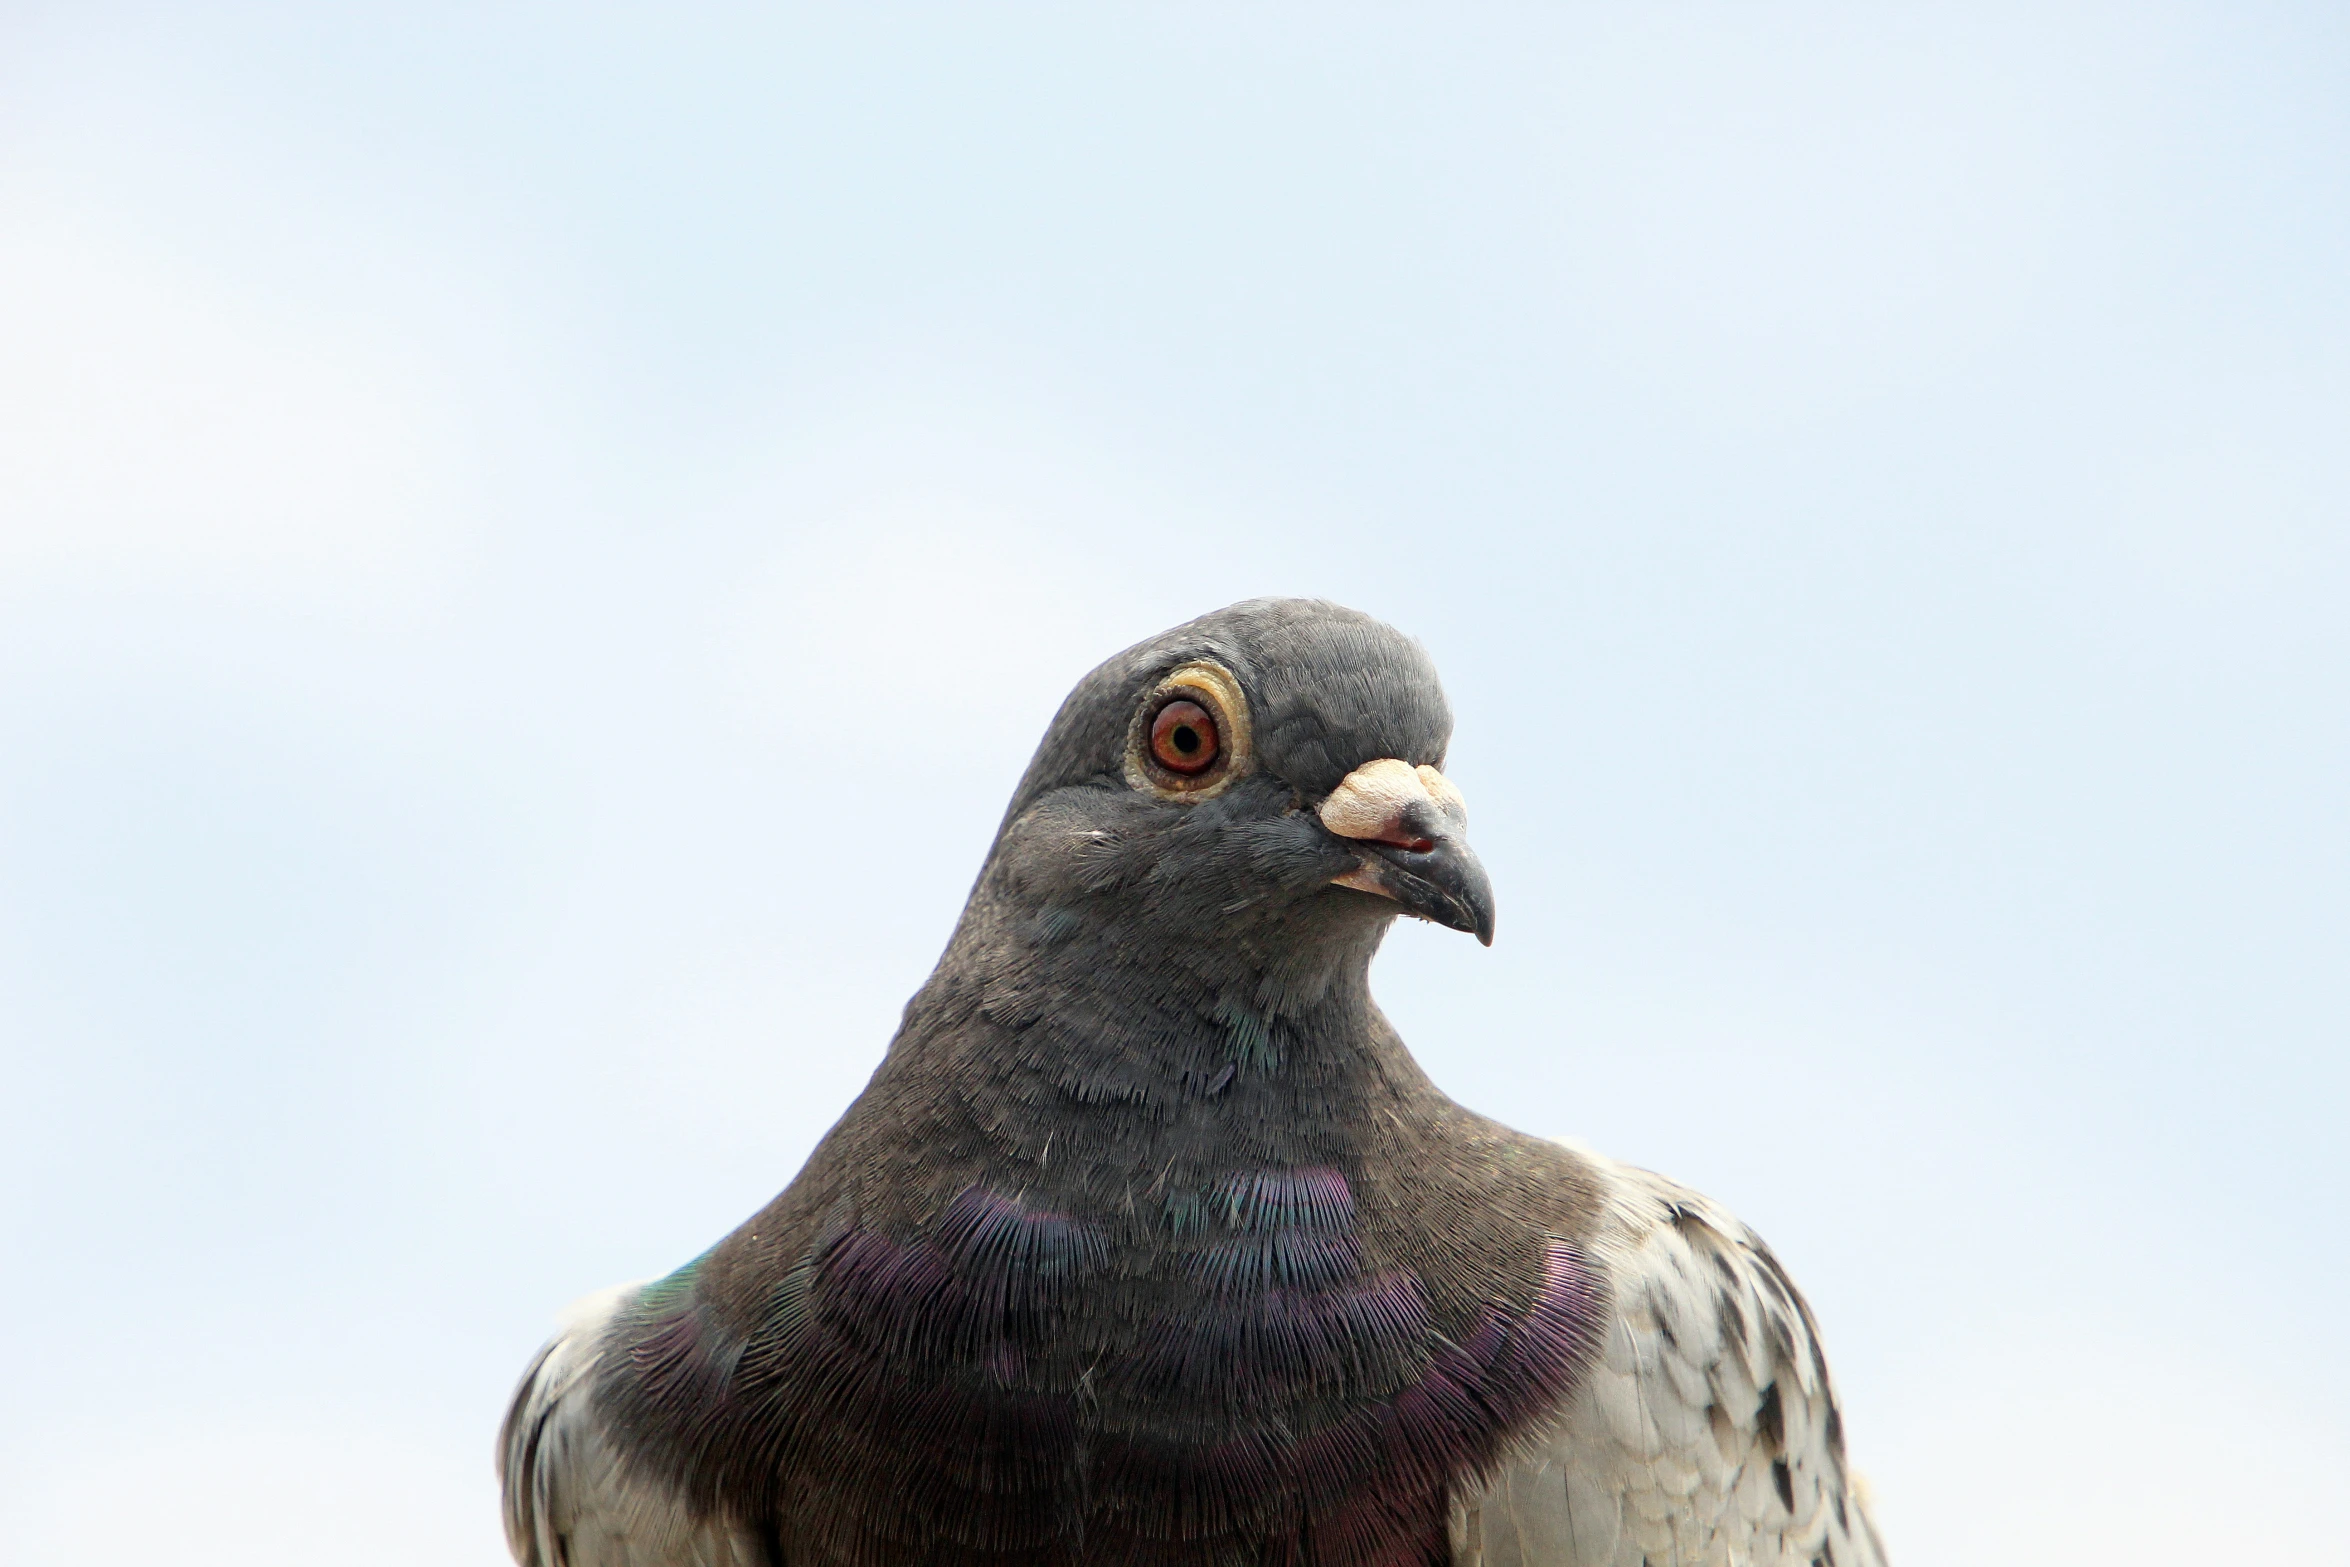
[1149,699,1220,774]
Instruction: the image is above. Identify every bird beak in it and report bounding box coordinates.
[1318,759,1497,946]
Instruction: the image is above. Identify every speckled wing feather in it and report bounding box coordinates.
[499,1284,763,1567]
[1450,1147,1887,1567]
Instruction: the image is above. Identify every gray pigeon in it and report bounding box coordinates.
[501,598,1887,1567]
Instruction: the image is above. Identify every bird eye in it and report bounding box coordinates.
[1149,699,1220,774]
[1124,660,1251,800]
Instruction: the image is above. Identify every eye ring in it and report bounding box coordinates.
[1123,661,1253,799]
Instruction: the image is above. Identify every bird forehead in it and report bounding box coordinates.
[998,600,1451,827]
[1249,656,1448,789]
[1166,600,1452,792]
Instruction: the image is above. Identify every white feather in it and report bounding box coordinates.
[497,1283,762,1567]
[1451,1145,1888,1567]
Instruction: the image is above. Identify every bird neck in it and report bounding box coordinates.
[864,897,1435,1202]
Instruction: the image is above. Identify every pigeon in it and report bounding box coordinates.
[500,597,1887,1567]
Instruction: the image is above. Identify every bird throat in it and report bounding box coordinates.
[600,915,1609,1566]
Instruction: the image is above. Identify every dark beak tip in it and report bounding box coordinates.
[1461,890,1496,947]
[1358,834,1495,949]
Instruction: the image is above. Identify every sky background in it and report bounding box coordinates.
[3,4,2346,1562]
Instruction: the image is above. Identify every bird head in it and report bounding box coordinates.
[973,599,1495,989]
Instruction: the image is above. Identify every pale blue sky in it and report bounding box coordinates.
[3,5,2345,1562]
